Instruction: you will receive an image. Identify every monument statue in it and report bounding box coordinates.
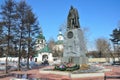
[62,6,87,65]
[67,6,80,30]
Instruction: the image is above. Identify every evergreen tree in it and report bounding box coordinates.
[0,0,40,71]
[25,7,40,69]
[16,0,29,71]
[16,0,40,70]
[0,0,17,73]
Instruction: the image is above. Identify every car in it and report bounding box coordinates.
[0,62,5,65]
[112,61,120,65]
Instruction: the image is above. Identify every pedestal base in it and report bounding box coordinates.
[62,56,88,65]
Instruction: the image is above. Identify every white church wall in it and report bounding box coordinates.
[48,53,53,62]
[34,52,53,63]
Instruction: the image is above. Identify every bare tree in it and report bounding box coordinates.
[95,38,112,62]
[87,51,99,58]
[48,38,63,57]
[82,27,90,53]
[59,21,67,34]
[48,38,55,54]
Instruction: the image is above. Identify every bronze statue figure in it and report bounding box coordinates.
[67,6,80,30]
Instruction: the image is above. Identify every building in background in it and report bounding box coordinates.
[35,31,46,51]
[35,31,53,63]
[53,30,64,57]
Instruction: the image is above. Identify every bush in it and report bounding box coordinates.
[54,64,66,71]
[54,64,80,71]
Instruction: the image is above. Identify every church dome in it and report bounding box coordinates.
[55,40,63,45]
[57,31,63,37]
[57,30,64,41]
[37,32,45,40]
[38,45,51,53]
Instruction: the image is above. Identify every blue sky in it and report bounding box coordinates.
[0,0,120,50]
[26,0,120,50]
[25,0,120,40]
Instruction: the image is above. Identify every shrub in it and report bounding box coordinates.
[54,64,80,71]
[54,64,66,71]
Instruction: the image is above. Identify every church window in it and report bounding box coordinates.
[40,41,41,43]
[59,36,61,40]
[38,40,40,43]
[41,40,43,43]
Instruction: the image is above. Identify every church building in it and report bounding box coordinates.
[53,30,64,56]
[34,29,64,63]
[34,30,53,63]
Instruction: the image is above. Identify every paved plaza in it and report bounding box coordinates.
[0,64,120,80]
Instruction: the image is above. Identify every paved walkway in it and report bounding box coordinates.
[0,65,120,80]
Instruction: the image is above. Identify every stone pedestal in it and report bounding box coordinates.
[62,6,88,65]
[62,28,88,65]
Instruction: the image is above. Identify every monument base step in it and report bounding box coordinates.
[39,69,105,78]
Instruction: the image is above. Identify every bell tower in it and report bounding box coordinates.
[35,29,46,51]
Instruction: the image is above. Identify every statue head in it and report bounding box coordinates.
[70,6,74,10]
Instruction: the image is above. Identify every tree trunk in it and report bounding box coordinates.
[18,32,22,71]
[27,25,30,69]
